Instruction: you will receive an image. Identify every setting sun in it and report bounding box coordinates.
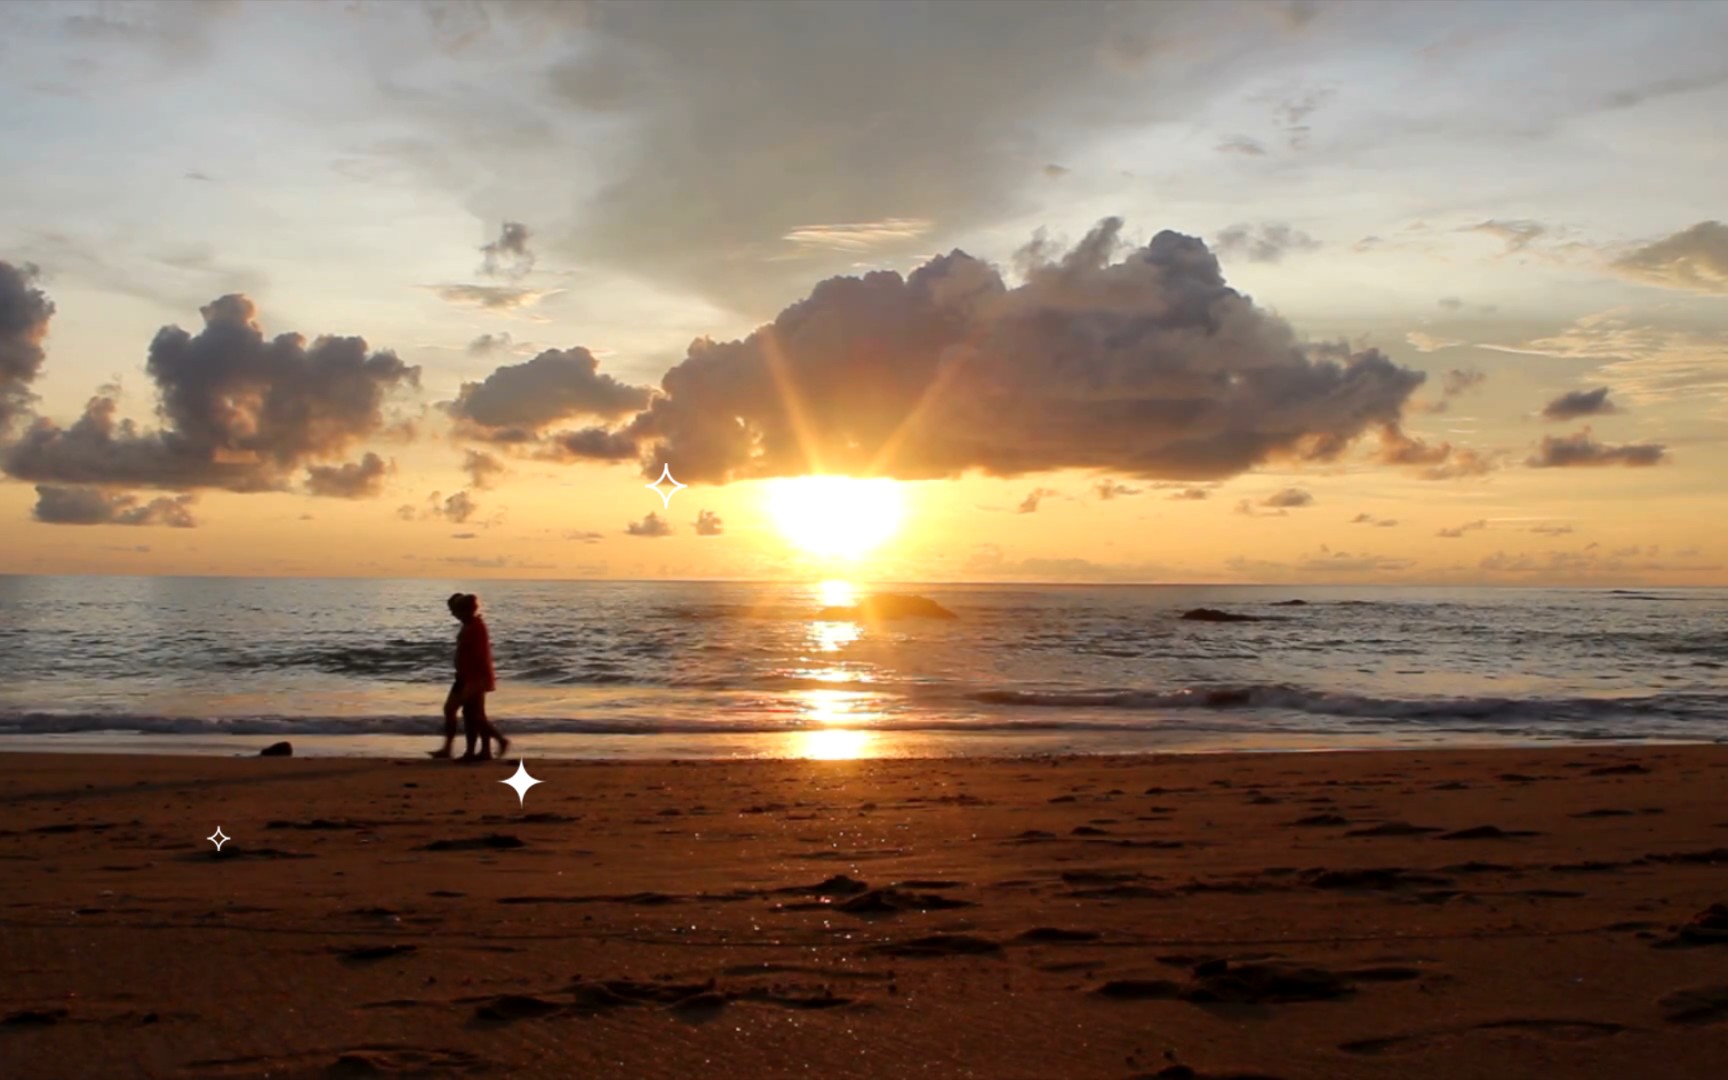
[765,477,904,559]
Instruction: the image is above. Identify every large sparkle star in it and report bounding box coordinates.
[500,760,544,807]
[207,826,230,852]
[645,463,687,508]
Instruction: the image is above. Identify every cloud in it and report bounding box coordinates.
[1484,312,1728,408]
[1042,164,1071,179]
[1215,136,1266,156]
[1017,487,1059,514]
[1374,425,1500,480]
[562,529,604,543]
[1437,296,1464,312]
[1236,488,1311,517]
[1350,512,1398,527]
[1478,547,1720,578]
[556,219,1425,484]
[427,284,558,311]
[1169,486,1209,500]
[1094,480,1141,501]
[1213,222,1321,263]
[782,219,933,254]
[1611,221,1728,294]
[304,452,391,499]
[1440,369,1485,397]
[3,294,419,493]
[478,221,535,280]
[1527,427,1667,468]
[0,261,54,436]
[1466,219,1546,253]
[445,347,652,443]
[435,490,479,524]
[626,511,671,537]
[1530,522,1575,536]
[32,485,195,527]
[1262,487,1313,508]
[1540,386,1618,421]
[1406,331,1462,353]
[467,332,514,356]
[463,449,506,489]
[1295,550,1414,573]
[694,509,723,535]
[1437,519,1487,539]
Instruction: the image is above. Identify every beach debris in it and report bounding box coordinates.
[259,741,293,757]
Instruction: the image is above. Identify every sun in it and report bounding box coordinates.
[766,476,904,559]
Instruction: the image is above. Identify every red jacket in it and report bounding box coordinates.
[456,616,497,692]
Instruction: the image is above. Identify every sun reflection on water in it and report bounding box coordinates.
[796,727,875,760]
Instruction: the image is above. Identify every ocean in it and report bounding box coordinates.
[0,576,1723,759]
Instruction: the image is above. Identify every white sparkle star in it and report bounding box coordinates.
[207,826,230,852]
[500,760,544,807]
[645,463,687,508]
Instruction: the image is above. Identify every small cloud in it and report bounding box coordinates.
[430,490,479,523]
[1262,487,1314,509]
[1441,369,1486,397]
[626,511,672,537]
[1216,136,1267,156]
[1465,219,1547,253]
[1042,164,1071,179]
[562,529,604,543]
[1540,386,1619,421]
[1611,221,1728,295]
[1527,427,1666,468]
[1437,519,1488,539]
[1438,296,1464,311]
[1214,222,1321,263]
[1406,331,1463,353]
[694,509,723,536]
[1017,487,1060,514]
[1169,487,1210,501]
[1350,512,1398,527]
[304,453,391,499]
[478,221,535,281]
[427,284,560,311]
[1094,480,1141,501]
[467,332,514,356]
[463,449,506,490]
[783,218,931,253]
[1530,523,1575,536]
[452,532,477,540]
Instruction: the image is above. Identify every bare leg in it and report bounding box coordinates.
[474,694,500,760]
[460,694,480,761]
[430,683,461,758]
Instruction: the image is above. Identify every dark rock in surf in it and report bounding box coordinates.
[259,741,293,757]
[1180,608,1262,623]
[816,593,957,621]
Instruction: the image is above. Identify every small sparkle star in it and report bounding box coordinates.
[645,463,687,508]
[500,760,544,807]
[207,826,230,852]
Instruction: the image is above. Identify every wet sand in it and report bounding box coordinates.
[3,746,1728,1079]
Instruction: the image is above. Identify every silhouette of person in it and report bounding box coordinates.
[430,593,508,761]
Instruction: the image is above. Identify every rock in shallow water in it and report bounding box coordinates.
[259,741,293,758]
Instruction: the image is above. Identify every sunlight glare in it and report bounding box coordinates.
[817,579,856,607]
[767,477,904,559]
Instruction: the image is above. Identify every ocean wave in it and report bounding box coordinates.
[967,685,1727,725]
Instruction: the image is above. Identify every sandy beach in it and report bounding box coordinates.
[4,746,1728,1079]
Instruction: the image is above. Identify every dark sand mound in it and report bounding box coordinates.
[1180,608,1262,623]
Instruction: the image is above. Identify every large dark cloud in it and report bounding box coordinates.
[1541,386,1618,421]
[1612,221,1728,294]
[446,347,651,443]
[32,485,195,527]
[552,219,1426,484]
[0,261,54,436]
[1527,428,1667,468]
[2,294,418,493]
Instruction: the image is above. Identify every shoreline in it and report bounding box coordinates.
[1,729,1709,761]
[6,745,1728,1078]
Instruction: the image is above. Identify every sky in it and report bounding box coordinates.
[1,0,1726,585]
